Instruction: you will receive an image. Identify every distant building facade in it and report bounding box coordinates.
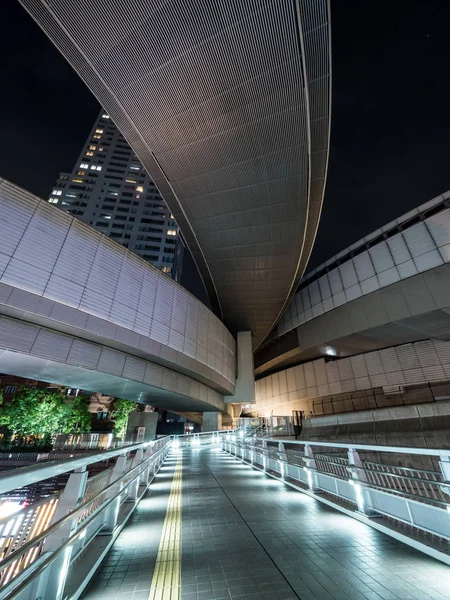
[0,375,56,404]
[48,109,182,279]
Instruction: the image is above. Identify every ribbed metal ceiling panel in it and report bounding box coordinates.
[18,0,331,348]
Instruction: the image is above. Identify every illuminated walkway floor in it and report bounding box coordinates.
[82,447,450,600]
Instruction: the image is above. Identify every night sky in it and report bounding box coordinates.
[2,0,450,275]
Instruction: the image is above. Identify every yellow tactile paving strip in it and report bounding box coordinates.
[148,453,183,600]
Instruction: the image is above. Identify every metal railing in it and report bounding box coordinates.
[236,417,294,438]
[222,435,450,564]
[171,430,233,447]
[0,437,172,600]
[0,496,59,589]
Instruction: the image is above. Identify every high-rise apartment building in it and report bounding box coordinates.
[48,110,181,278]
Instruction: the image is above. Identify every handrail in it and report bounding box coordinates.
[0,440,168,575]
[259,437,450,457]
[223,434,450,565]
[172,430,234,439]
[0,438,172,600]
[0,458,149,600]
[0,440,162,496]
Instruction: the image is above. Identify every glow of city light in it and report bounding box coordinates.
[349,479,365,512]
[57,547,72,598]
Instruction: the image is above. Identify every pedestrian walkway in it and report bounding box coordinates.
[82,446,450,600]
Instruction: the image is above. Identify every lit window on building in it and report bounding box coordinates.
[95,129,104,134]
[89,145,96,150]
[136,185,144,192]
[86,151,94,156]
[167,229,177,236]
[162,266,172,273]
[90,165,102,171]
[126,178,136,184]
[102,114,110,119]
[73,178,85,183]
[77,170,86,176]
[52,189,62,196]
[48,198,58,204]
[101,215,112,219]
[93,134,101,139]
[80,162,89,169]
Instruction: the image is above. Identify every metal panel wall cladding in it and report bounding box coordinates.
[0,179,235,394]
[255,338,450,410]
[279,190,450,336]
[18,0,332,349]
[0,316,225,411]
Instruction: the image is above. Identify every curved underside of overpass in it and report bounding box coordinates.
[0,179,233,411]
[19,0,331,347]
[256,263,450,377]
[256,190,450,376]
[0,316,224,412]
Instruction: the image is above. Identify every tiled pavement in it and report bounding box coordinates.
[82,447,450,600]
[80,455,179,600]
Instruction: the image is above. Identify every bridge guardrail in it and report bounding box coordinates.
[222,435,450,564]
[0,437,172,600]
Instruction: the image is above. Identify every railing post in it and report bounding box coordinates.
[439,454,450,501]
[126,449,144,502]
[236,439,243,461]
[141,445,154,484]
[249,440,254,465]
[101,455,128,534]
[278,442,287,479]
[439,454,450,482]
[347,448,373,515]
[304,444,319,491]
[30,467,88,600]
[262,440,269,472]
[147,444,161,482]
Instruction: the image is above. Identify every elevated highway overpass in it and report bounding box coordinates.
[18,0,332,348]
[256,189,450,377]
[0,178,235,413]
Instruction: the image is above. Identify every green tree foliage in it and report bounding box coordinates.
[110,398,138,440]
[0,387,92,445]
[0,388,7,436]
[69,394,92,434]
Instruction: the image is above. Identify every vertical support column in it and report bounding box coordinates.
[225,331,255,409]
[31,467,88,600]
[202,411,222,432]
[347,448,373,515]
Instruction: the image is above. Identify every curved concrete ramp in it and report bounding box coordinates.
[0,179,234,410]
[257,190,450,374]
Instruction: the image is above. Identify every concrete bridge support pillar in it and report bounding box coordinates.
[203,412,222,432]
[225,331,255,409]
